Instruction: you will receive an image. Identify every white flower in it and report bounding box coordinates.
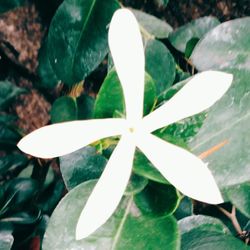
[17,9,233,240]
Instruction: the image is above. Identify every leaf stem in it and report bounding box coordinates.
[218,205,242,234]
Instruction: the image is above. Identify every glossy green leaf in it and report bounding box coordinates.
[50,96,77,123]
[179,215,247,249]
[0,81,26,110]
[38,40,59,89]
[184,37,199,58]
[226,183,250,218]
[60,146,107,190]
[189,18,250,194]
[43,180,180,250]
[94,70,156,118]
[124,174,148,196]
[145,39,176,93]
[0,154,28,175]
[77,94,95,119]
[134,181,180,217]
[0,115,16,126]
[132,9,172,39]
[0,0,25,13]
[169,16,220,53]
[133,150,168,184]
[48,0,119,85]
[0,232,13,250]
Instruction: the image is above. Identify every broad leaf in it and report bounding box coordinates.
[43,180,180,250]
[48,0,119,85]
[50,96,77,123]
[145,39,176,93]
[169,16,220,53]
[60,146,107,190]
[94,70,156,118]
[132,9,172,39]
[179,215,247,249]
[38,40,59,89]
[189,18,250,195]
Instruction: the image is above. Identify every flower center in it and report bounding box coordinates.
[129,127,135,133]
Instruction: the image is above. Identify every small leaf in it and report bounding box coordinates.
[184,37,199,58]
[134,181,180,216]
[174,197,193,220]
[60,146,107,190]
[50,96,77,124]
[132,9,172,39]
[145,39,176,93]
[169,16,220,53]
[43,180,180,250]
[0,81,26,110]
[94,70,156,118]
[179,215,247,249]
[76,94,94,119]
[48,0,119,84]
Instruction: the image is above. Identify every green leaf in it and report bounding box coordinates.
[48,0,119,85]
[169,16,220,53]
[133,150,168,184]
[94,70,156,118]
[0,124,20,146]
[184,37,199,58]
[174,197,193,220]
[59,146,107,190]
[124,174,148,196]
[0,81,26,110]
[0,115,16,126]
[0,0,25,13]
[134,181,180,217]
[132,9,172,39]
[37,40,59,89]
[43,180,180,250]
[77,94,95,119]
[50,96,77,123]
[179,215,247,249]
[0,232,13,250]
[154,0,169,8]
[1,178,39,215]
[145,39,176,93]
[189,18,250,194]
[0,154,28,175]
[226,183,250,218]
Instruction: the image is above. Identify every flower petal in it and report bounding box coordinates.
[75,133,136,239]
[17,118,127,158]
[109,9,145,125]
[142,71,233,132]
[135,132,223,204]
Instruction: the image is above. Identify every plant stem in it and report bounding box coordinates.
[218,205,242,234]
